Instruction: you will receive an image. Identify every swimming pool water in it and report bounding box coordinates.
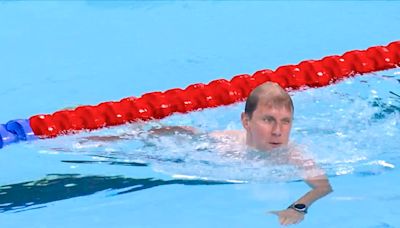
[1,1,400,227]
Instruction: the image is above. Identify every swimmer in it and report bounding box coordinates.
[211,82,332,225]
[82,82,332,226]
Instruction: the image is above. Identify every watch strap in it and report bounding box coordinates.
[287,203,308,214]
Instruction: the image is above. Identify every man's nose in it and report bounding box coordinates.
[272,123,282,136]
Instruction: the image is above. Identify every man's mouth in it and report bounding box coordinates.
[269,142,282,147]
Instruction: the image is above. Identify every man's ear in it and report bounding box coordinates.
[241,112,250,130]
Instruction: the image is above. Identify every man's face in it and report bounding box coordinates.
[241,102,293,151]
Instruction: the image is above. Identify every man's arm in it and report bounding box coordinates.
[270,153,333,225]
[293,174,333,207]
[80,126,197,143]
[290,150,333,207]
[148,126,197,135]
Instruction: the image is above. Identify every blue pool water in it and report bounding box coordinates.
[1,1,400,227]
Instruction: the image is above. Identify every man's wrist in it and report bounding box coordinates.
[287,203,308,214]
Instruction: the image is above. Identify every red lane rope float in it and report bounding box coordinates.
[29,40,400,138]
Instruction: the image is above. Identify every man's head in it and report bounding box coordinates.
[241,82,294,151]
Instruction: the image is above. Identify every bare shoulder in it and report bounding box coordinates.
[208,130,245,142]
[288,147,316,167]
[209,129,243,137]
[287,146,327,179]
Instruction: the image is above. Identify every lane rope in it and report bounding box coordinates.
[1,40,399,149]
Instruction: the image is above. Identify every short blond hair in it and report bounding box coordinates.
[244,82,294,118]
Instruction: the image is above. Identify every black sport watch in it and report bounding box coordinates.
[288,203,308,214]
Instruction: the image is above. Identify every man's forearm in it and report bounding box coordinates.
[292,183,332,207]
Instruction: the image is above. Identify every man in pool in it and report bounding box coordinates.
[83,82,332,225]
[219,82,333,225]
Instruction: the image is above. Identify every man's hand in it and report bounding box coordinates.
[269,209,304,226]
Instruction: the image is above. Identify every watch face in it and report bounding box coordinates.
[294,204,306,210]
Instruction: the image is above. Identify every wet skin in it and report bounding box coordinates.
[241,103,292,151]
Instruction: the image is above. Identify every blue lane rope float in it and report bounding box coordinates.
[6,119,37,141]
[0,119,35,149]
[0,124,18,149]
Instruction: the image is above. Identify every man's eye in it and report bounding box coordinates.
[263,117,274,123]
[282,119,291,124]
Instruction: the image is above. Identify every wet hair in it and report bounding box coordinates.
[244,82,294,118]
